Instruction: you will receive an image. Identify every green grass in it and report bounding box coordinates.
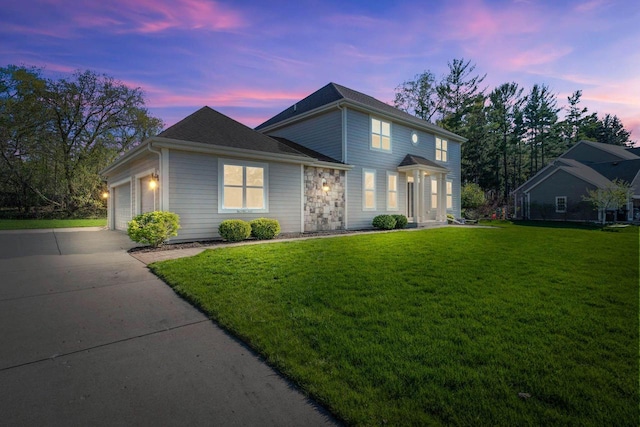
[150,223,639,426]
[0,218,106,230]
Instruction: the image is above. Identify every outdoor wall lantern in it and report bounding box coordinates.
[149,172,159,190]
[321,178,330,192]
[101,191,109,199]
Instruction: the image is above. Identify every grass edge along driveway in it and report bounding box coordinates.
[0,218,106,230]
[150,223,638,426]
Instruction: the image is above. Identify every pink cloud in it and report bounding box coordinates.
[438,0,542,42]
[508,45,573,68]
[574,0,612,13]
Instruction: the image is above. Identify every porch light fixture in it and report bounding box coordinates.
[149,172,159,190]
[101,191,109,199]
[321,178,330,192]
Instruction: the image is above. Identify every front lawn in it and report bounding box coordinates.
[0,218,106,230]
[150,223,638,426]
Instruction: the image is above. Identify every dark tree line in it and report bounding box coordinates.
[394,59,634,204]
[0,65,163,217]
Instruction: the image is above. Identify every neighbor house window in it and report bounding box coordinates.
[431,176,438,209]
[555,196,567,213]
[371,118,391,151]
[363,169,376,210]
[446,180,453,209]
[220,160,268,212]
[387,172,398,210]
[436,137,447,162]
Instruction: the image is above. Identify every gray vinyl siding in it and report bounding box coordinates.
[107,153,159,230]
[528,169,597,221]
[345,108,460,228]
[168,150,302,241]
[267,110,342,161]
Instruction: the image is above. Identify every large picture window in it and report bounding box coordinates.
[220,160,267,212]
[436,137,447,162]
[371,118,391,152]
[363,169,376,210]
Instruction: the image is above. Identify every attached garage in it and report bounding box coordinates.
[113,183,132,231]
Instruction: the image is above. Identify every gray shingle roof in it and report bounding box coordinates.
[255,83,465,142]
[158,106,310,158]
[590,158,640,184]
[398,154,448,171]
[572,140,640,161]
[556,158,612,188]
[269,136,344,164]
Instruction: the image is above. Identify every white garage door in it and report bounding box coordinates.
[114,183,131,231]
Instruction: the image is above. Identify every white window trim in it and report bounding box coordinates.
[363,168,377,211]
[370,116,392,153]
[446,180,453,210]
[436,137,448,162]
[387,171,399,211]
[218,158,269,213]
[555,196,567,213]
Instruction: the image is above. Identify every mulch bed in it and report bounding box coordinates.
[128,229,365,253]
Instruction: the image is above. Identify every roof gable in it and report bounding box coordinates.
[255,83,466,142]
[159,106,309,158]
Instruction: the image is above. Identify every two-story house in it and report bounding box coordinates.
[101,83,465,241]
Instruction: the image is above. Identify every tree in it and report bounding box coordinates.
[44,70,163,214]
[558,90,589,148]
[486,83,525,202]
[0,65,163,217]
[0,65,51,213]
[582,179,634,224]
[436,58,486,135]
[393,70,441,122]
[584,114,632,146]
[523,84,560,174]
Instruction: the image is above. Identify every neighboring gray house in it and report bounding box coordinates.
[101,83,465,241]
[513,140,640,222]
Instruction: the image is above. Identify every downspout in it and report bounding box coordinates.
[337,102,348,229]
[147,143,162,210]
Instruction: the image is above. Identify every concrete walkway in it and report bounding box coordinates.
[0,228,336,426]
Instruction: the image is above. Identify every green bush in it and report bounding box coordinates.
[447,213,456,224]
[372,215,397,230]
[219,219,251,242]
[462,183,486,209]
[250,218,281,240]
[127,211,180,248]
[392,214,408,229]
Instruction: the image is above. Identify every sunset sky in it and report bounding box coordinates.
[2,0,639,144]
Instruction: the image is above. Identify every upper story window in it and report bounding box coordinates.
[411,131,419,145]
[219,159,268,213]
[436,137,448,162]
[371,118,391,152]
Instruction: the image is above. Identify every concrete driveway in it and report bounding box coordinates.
[0,228,336,426]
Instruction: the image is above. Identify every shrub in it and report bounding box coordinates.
[250,218,281,240]
[461,183,486,210]
[392,214,408,229]
[219,219,251,242]
[372,215,397,230]
[127,211,180,248]
[447,213,456,224]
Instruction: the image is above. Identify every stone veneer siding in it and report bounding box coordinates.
[304,166,345,231]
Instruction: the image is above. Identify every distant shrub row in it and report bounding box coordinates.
[372,214,408,230]
[219,218,281,242]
